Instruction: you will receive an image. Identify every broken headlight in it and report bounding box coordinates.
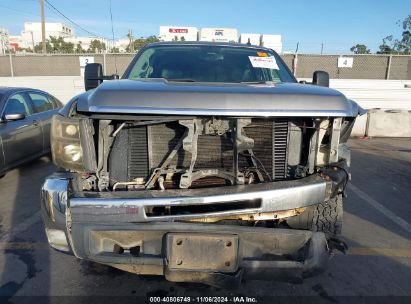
[51,115,85,171]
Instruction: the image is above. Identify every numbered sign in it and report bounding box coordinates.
[338,57,354,68]
[79,56,95,67]
[79,56,95,77]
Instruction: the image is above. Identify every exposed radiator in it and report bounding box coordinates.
[272,120,289,180]
[109,118,291,186]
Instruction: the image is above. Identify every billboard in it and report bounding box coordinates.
[159,26,198,42]
[199,28,238,43]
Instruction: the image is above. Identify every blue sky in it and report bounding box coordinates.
[0,0,409,54]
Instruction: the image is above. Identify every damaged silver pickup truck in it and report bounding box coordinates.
[41,42,363,287]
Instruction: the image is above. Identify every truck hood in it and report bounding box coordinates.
[76,79,362,117]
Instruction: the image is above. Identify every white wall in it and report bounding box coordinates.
[0,76,84,103]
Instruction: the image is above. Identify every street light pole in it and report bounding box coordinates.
[30,31,35,51]
[40,0,46,54]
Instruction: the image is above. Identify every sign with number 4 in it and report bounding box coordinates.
[338,57,354,68]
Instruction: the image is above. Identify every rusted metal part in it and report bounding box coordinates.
[182,208,306,223]
[113,178,145,191]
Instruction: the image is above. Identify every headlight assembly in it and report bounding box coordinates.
[51,115,86,171]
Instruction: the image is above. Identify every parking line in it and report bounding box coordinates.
[347,247,411,258]
[348,184,411,235]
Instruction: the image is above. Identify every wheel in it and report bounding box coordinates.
[287,194,343,236]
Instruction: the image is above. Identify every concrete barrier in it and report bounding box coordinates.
[367,109,411,137]
[351,114,368,136]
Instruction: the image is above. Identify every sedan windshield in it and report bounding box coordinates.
[127,45,295,83]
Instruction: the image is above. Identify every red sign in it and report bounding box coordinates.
[169,28,188,34]
[9,43,19,50]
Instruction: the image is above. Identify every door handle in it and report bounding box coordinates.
[33,120,39,126]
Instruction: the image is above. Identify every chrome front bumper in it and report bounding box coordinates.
[40,173,333,285]
[41,174,331,249]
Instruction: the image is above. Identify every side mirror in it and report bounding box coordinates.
[84,63,120,91]
[312,71,329,87]
[4,113,26,121]
[84,63,104,91]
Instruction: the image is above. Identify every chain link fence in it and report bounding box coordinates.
[0,53,410,79]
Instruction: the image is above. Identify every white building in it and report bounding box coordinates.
[199,28,238,43]
[240,33,283,53]
[0,28,10,54]
[261,34,282,54]
[21,22,74,46]
[159,26,198,42]
[240,33,261,46]
[113,38,131,52]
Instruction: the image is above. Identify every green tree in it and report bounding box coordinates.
[378,15,411,54]
[350,44,370,54]
[87,39,106,53]
[127,35,160,52]
[75,42,84,53]
[33,36,78,53]
[18,47,34,53]
[61,41,74,53]
[394,15,411,54]
[34,39,53,53]
[110,47,120,53]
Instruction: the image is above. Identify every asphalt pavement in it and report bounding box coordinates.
[0,138,410,303]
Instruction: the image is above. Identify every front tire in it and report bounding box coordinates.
[287,194,343,236]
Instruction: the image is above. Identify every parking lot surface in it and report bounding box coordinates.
[0,138,410,302]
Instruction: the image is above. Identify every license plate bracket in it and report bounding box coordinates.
[166,233,238,272]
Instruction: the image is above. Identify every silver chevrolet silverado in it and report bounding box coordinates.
[41,42,364,287]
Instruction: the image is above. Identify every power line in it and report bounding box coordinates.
[43,0,103,38]
[0,4,40,17]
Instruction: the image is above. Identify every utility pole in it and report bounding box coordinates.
[30,31,35,51]
[321,43,324,55]
[40,0,47,54]
[128,29,134,52]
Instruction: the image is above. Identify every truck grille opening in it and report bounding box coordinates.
[144,199,262,217]
[107,117,303,191]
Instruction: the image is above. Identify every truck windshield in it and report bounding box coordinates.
[127,45,295,83]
